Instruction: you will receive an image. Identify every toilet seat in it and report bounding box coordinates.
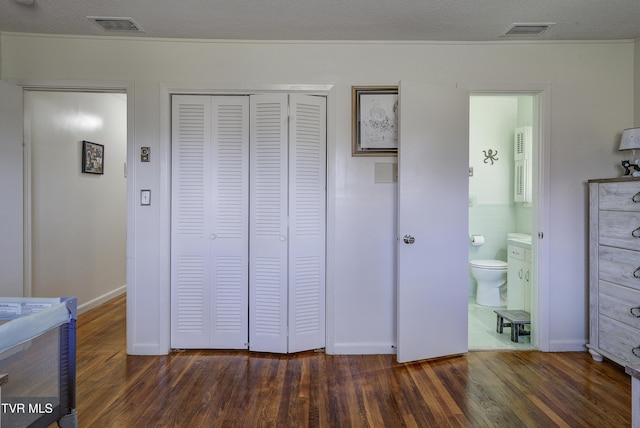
[469,259,507,270]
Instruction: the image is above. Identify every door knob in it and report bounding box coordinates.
[403,234,415,244]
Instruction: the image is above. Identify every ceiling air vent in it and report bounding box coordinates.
[502,23,554,37]
[88,17,144,33]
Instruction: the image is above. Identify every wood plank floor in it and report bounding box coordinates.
[74,295,631,427]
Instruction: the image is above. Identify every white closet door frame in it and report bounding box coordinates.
[171,90,327,353]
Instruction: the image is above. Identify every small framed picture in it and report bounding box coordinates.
[352,86,398,156]
[82,141,104,174]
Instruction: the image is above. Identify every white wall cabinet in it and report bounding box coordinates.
[588,178,640,366]
[170,94,326,353]
[507,245,531,311]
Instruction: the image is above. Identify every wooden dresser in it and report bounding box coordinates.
[588,177,640,366]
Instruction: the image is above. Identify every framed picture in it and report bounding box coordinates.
[82,141,104,174]
[352,86,398,156]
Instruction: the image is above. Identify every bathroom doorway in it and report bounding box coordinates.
[468,93,538,350]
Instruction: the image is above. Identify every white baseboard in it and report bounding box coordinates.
[548,339,588,352]
[77,284,126,315]
[128,343,167,355]
[329,342,396,355]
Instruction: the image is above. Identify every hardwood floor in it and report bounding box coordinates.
[74,295,631,427]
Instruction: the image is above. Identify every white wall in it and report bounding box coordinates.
[0,34,635,354]
[0,80,23,296]
[25,91,127,311]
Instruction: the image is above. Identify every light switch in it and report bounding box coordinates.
[140,190,151,206]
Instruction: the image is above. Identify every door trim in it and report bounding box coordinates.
[15,78,133,305]
[460,82,551,352]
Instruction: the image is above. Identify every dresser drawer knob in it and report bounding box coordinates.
[633,346,640,358]
[633,227,640,238]
[634,267,640,279]
[631,307,640,317]
[634,192,640,203]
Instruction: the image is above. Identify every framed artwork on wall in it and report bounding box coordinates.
[82,140,104,174]
[352,86,398,156]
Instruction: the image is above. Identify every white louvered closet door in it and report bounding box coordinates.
[287,94,326,353]
[249,94,290,353]
[171,93,325,353]
[248,94,327,353]
[171,95,249,349]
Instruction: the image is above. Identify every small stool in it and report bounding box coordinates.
[494,309,531,343]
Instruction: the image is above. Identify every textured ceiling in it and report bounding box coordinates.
[1,0,640,41]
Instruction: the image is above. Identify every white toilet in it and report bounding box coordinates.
[469,259,508,307]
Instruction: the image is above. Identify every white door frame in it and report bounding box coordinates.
[461,82,551,351]
[160,83,336,354]
[15,79,133,305]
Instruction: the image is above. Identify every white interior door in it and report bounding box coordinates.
[287,94,326,353]
[396,81,469,363]
[0,81,23,297]
[171,95,250,349]
[249,94,289,353]
[249,94,327,353]
[171,93,326,353]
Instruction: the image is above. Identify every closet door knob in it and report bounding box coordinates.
[634,267,640,279]
[630,307,640,318]
[633,192,640,203]
[633,346,640,358]
[633,227,640,238]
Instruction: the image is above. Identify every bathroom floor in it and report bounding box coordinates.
[468,297,535,350]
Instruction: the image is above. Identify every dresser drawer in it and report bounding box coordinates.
[599,245,640,291]
[599,181,640,211]
[599,211,640,251]
[599,281,640,329]
[599,315,640,365]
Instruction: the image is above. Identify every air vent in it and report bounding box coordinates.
[502,23,554,37]
[88,17,144,33]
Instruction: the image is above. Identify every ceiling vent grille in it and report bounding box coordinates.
[502,23,554,37]
[88,17,144,33]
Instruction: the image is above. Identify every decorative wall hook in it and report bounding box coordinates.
[483,149,499,165]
